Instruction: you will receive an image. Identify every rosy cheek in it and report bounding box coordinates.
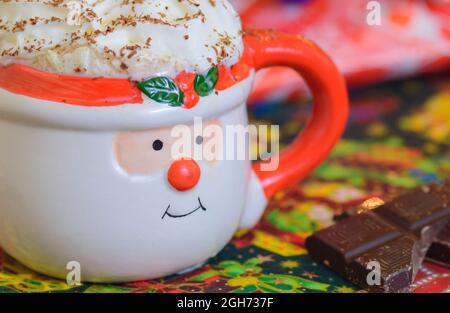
[114,132,172,175]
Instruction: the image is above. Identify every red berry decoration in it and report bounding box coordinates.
[175,71,200,109]
[215,65,236,91]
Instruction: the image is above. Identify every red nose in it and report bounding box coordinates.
[167,158,201,192]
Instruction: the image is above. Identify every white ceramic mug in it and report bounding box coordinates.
[0,30,348,282]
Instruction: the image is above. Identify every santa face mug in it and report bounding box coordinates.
[0,1,348,283]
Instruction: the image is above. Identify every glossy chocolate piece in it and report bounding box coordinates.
[427,222,450,267]
[306,184,450,292]
[335,184,450,269]
[425,183,450,267]
[347,235,417,292]
[307,212,400,275]
[375,188,449,231]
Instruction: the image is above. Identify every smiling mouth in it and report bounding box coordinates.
[161,197,207,219]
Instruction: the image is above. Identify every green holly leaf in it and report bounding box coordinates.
[138,77,184,107]
[194,67,219,97]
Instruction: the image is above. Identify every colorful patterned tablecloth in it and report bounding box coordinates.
[0,73,449,293]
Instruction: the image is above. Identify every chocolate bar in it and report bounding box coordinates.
[335,184,450,268]
[306,184,450,292]
[425,183,450,267]
[427,222,450,267]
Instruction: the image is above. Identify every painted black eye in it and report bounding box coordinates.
[152,139,163,151]
[195,136,204,145]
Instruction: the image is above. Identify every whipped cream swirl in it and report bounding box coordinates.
[0,0,244,80]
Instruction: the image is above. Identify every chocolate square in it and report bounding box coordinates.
[306,183,450,292]
[375,189,450,231]
[347,235,417,293]
[306,212,400,274]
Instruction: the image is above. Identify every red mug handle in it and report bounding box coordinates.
[245,30,349,198]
